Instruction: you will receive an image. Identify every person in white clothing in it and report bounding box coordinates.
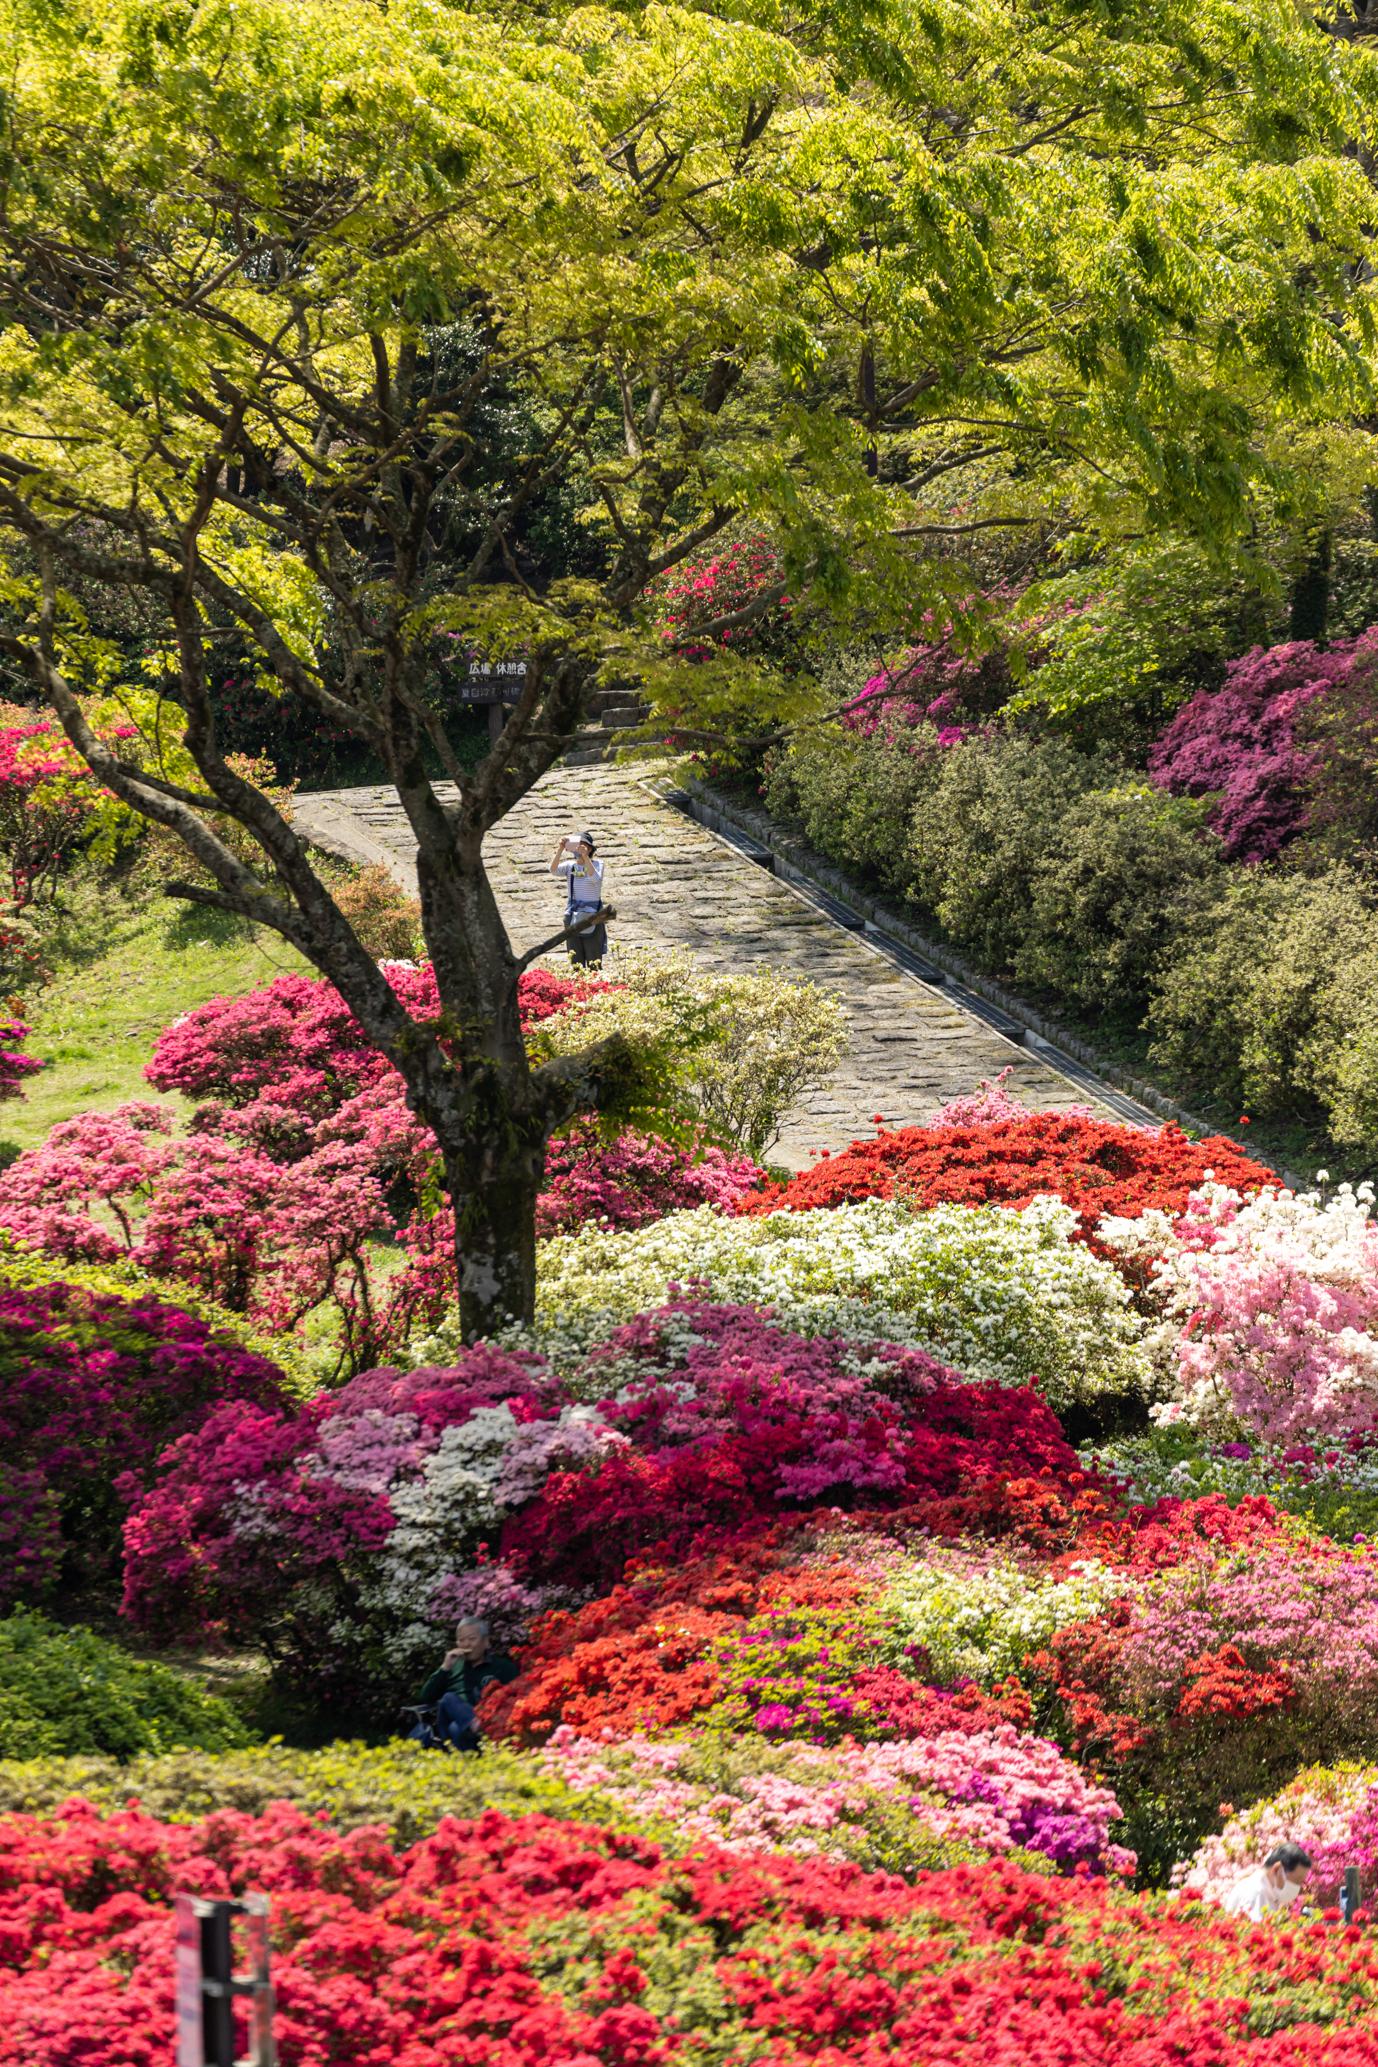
[550,829,607,966]
[1219,1845,1313,1921]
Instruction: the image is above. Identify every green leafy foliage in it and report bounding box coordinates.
[0,1614,250,1761]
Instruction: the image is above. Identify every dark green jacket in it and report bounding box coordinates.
[417,1652,518,1709]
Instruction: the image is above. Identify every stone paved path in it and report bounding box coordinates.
[294,764,1124,1168]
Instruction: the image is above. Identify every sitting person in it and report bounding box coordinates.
[409,1617,517,1752]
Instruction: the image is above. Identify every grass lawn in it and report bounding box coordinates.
[2,870,311,1155]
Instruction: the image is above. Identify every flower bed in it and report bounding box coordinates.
[120,1302,1096,1694]
[10,1799,1378,2064]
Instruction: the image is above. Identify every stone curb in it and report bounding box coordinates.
[659,772,1291,1172]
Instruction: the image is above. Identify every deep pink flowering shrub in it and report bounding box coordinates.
[146,962,600,1113]
[502,1301,1089,1588]
[533,1125,762,1235]
[1148,634,1378,860]
[119,1342,574,1694]
[0,1277,288,1607]
[0,1016,39,1099]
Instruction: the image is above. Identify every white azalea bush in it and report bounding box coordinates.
[461,1196,1155,1412]
[1100,1179,1378,1441]
[874,1550,1127,1686]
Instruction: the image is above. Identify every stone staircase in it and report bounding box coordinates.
[563,683,652,766]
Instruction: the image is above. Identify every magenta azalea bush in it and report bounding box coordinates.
[1148,634,1378,861]
[0,1277,288,1608]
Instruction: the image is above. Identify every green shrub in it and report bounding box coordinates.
[764,726,937,896]
[908,732,1098,969]
[1146,865,1378,1137]
[1011,782,1222,1016]
[535,948,848,1161]
[0,1613,252,1760]
[0,1739,595,1838]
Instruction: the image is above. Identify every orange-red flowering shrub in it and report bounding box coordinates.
[746,1114,1275,1235]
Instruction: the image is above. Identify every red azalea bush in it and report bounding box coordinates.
[745,1113,1275,1235]
[0,1278,288,1608]
[12,1801,1378,2064]
[1148,634,1378,862]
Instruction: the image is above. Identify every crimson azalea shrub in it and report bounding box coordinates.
[1149,633,1378,862]
[0,1276,288,1607]
[746,1113,1275,1235]
[501,1300,1088,1587]
[11,1801,1378,2063]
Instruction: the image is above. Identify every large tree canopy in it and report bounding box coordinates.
[0,0,1375,1332]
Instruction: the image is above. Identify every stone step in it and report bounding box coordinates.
[599,705,649,729]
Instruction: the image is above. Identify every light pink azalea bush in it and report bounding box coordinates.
[537,1722,1134,1876]
[1101,1180,1378,1442]
[0,1102,415,1366]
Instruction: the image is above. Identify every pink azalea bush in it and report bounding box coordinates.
[1101,1180,1378,1441]
[537,1722,1134,1876]
[146,962,596,1115]
[0,1103,414,1364]
[1148,634,1378,861]
[0,711,105,906]
[535,1123,762,1236]
[4,962,760,1363]
[0,1016,39,1100]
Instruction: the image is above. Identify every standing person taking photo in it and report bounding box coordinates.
[550,828,607,966]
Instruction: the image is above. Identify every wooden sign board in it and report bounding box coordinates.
[458,660,527,705]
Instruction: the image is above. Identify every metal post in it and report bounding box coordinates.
[200,1902,236,2067]
[174,1892,275,2067]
